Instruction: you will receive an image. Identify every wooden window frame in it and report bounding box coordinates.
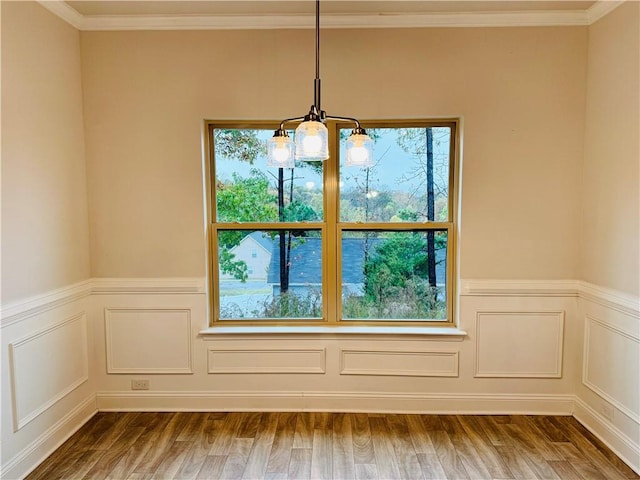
[205,119,459,327]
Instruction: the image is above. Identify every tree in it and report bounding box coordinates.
[272,165,321,294]
[364,233,427,301]
[214,129,320,294]
[396,128,440,298]
[214,130,265,163]
[218,248,249,282]
[361,231,446,318]
[217,171,278,244]
[216,170,277,280]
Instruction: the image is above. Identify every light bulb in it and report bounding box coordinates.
[272,146,291,164]
[302,134,323,154]
[295,120,328,161]
[348,145,369,165]
[345,132,374,167]
[267,132,294,168]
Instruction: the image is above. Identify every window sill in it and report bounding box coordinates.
[199,325,467,341]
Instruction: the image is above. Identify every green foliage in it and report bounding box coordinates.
[343,287,444,320]
[342,231,447,320]
[365,232,428,295]
[284,200,320,222]
[218,249,248,282]
[253,288,322,318]
[214,129,265,164]
[397,208,419,221]
[216,168,278,283]
[217,170,278,248]
[297,159,323,176]
[340,188,394,222]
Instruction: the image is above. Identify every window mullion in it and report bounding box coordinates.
[325,121,339,325]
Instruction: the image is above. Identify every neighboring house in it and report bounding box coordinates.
[220,232,273,281]
[267,235,446,296]
[267,236,323,295]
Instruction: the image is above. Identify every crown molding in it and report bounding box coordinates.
[36,1,627,31]
[64,12,590,31]
[37,0,84,29]
[586,0,626,24]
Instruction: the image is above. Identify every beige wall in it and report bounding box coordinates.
[1,1,90,302]
[80,26,587,280]
[582,2,640,296]
[3,5,640,477]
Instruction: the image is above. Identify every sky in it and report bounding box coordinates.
[214,127,451,196]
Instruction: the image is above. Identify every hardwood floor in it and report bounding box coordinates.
[26,412,638,480]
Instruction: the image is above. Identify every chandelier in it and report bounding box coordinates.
[266,0,374,168]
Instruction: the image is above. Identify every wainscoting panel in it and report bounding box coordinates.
[583,314,640,422]
[475,311,564,378]
[208,347,326,374]
[105,308,192,374]
[340,349,459,377]
[8,312,88,431]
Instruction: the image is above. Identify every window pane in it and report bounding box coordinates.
[218,230,322,319]
[339,127,450,223]
[214,129,323,223]
[341,230,447,321]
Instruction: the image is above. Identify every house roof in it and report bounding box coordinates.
[246,231,274,253]
[230,231,274,255]
[267,235,446,286]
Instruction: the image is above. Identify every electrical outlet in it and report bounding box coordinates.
[131,379,149,390]
[601,402,615,421]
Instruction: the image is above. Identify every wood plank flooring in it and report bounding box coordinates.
[26,412,638,480]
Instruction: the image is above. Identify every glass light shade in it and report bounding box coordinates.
[345,133,374,167]
[295,120,329,161]
[267,134,295,168]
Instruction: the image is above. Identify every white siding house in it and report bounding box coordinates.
[220,232,272,281]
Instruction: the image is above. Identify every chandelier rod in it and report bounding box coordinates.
[314,0,321,115]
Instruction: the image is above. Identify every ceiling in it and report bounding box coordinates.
[39,0,621,30]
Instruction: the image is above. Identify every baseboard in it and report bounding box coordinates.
[9,392,636,477]
[573,396,640,475]
[96,390,575,415]
[1,395,98,480]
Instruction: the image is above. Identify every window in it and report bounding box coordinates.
[207,120,458,326]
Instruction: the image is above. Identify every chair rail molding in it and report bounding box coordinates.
[91,277,206,295]
[1,280,92,328]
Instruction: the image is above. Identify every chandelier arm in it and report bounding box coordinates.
[324,115,363,130]
[278,116,307,130]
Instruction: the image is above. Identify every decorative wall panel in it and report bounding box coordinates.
[583,315,640,421]
[475,311,564,378]
[105,308,192,374]
[340,349,459,377]
[208,347,326,374]
[9,312,88,430]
